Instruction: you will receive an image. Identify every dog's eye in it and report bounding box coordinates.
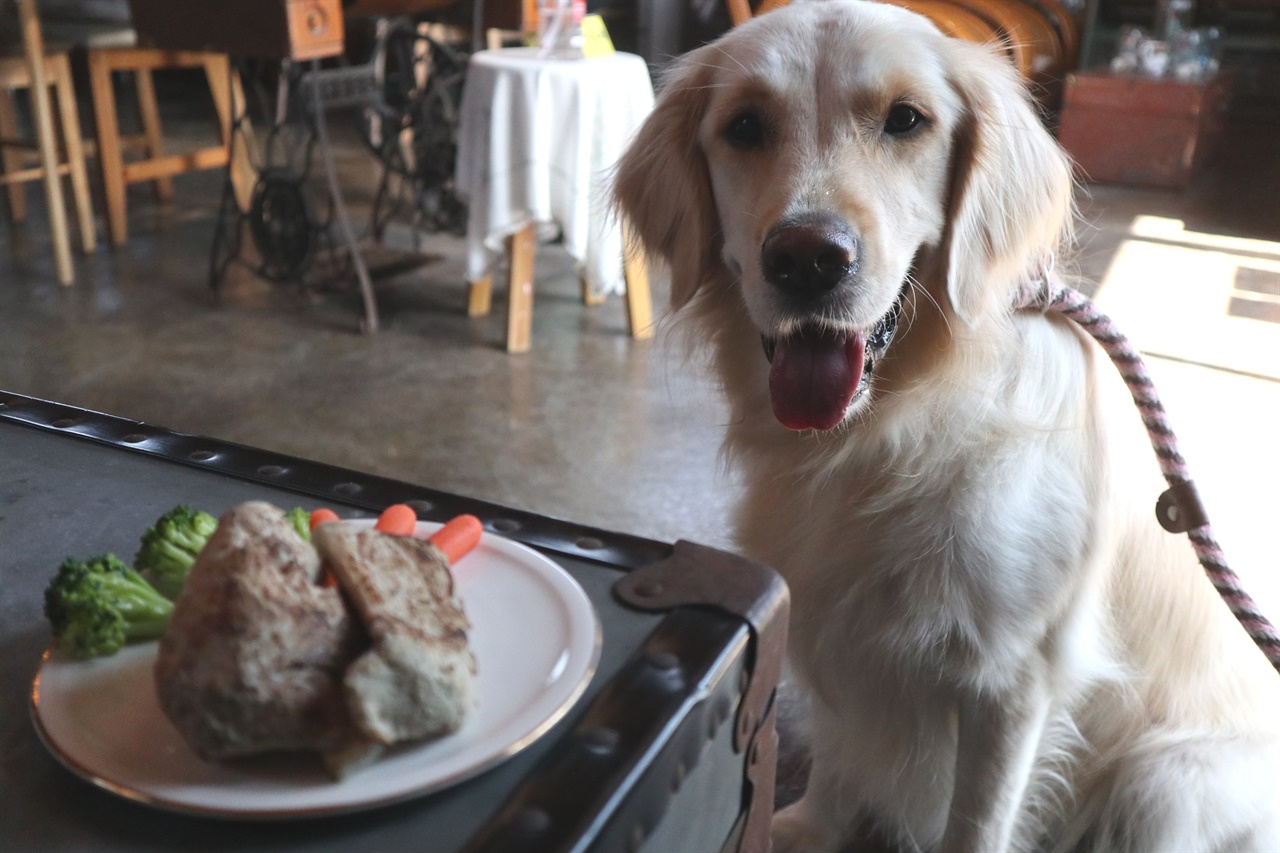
[724,112,765,148]
[884,104,923,136]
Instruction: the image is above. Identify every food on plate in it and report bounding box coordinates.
[427,514,484,565]
[154,502,367,766]
[133,505,218,600]
[373,503,418,536]
[41,502,325,663]
[311,506,484,564]
[44,554,174,659]
[154,501,478,777]
[284,506,313,541]
[313,522,476,745]
[135,504,314,601]
[309,507,341,529]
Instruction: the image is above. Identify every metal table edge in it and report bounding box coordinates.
[0,391,671,569]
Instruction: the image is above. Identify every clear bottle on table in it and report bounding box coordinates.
[537,0,586,59]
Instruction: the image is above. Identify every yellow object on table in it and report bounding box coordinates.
[580,14,614,58]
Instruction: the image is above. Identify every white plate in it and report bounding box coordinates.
[30,520,601,819]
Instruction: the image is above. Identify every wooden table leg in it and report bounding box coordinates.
[505,222,536,353]
[468,275,493,317]
[580,274,606,306]
[623,231,654,340]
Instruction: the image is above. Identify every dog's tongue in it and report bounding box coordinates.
[768,330,866,431]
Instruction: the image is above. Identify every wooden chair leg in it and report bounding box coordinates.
[505,223,536,353]
[228,68,256,212]
[623,227,654,340]
[52,54,96,253]
[22,44,73,284]
[88,51,128,246]
[133,67,174,202]
[203,54,253,212]
[204,54,231,142]
[0,88,28,222]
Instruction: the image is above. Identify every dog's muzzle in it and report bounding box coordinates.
[756,212,904,431]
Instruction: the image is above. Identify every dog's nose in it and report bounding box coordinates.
[761,213,858,296]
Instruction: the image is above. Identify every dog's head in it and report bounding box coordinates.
[615,0,1072,431]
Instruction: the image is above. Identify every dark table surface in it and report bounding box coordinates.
[0,393,755,851]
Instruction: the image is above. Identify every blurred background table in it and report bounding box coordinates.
[456,48,655,353]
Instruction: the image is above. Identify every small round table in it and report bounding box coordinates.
[456,48,656,353]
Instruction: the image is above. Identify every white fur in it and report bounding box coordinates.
[614,2,1280,851]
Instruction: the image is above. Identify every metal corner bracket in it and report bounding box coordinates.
[613,540,790,853]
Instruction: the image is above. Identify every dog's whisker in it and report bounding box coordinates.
[905,272,952,339]
[708,43,751,76]
[675,81,738,93]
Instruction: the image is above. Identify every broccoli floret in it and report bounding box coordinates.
[285,507,312,542]
[59,597,128,660]
[134,505,218,600]
[44,555,174,659]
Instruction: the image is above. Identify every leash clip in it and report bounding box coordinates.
[1156,480,1210,533]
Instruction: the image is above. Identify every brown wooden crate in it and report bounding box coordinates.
[1064,72,1216,116]
[1057,70,1234,188]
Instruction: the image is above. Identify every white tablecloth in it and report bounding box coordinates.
[456,49,655,298]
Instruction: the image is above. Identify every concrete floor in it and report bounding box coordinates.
[0,112,741,551]
[1,94,1277,617]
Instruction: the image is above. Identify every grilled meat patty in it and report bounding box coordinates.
[312,522,475,744]
[154,502,364,761]
[154,504,476,775]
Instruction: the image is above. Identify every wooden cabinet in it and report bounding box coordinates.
[130,0,346,61]
[1057,69,1234,189]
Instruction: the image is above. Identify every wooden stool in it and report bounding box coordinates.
[86,47,249,245]
[0,0,96,285]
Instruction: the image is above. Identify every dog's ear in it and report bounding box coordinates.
[939,43,1074,324]
[614,52,721,310]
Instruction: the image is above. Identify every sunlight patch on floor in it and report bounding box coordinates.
[1092,215,1280,618]
[1094,215,1280,380]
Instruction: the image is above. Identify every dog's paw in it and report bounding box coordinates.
[771,801,837,853]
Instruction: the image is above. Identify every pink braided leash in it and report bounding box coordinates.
[1012,275,1280,671]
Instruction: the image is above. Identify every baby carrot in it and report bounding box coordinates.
[310,508,340,529]
[375,503,418,536]
[308,509,341,587]
[429,514,483,565]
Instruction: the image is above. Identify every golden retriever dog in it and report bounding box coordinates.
[614,2,1280,850]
